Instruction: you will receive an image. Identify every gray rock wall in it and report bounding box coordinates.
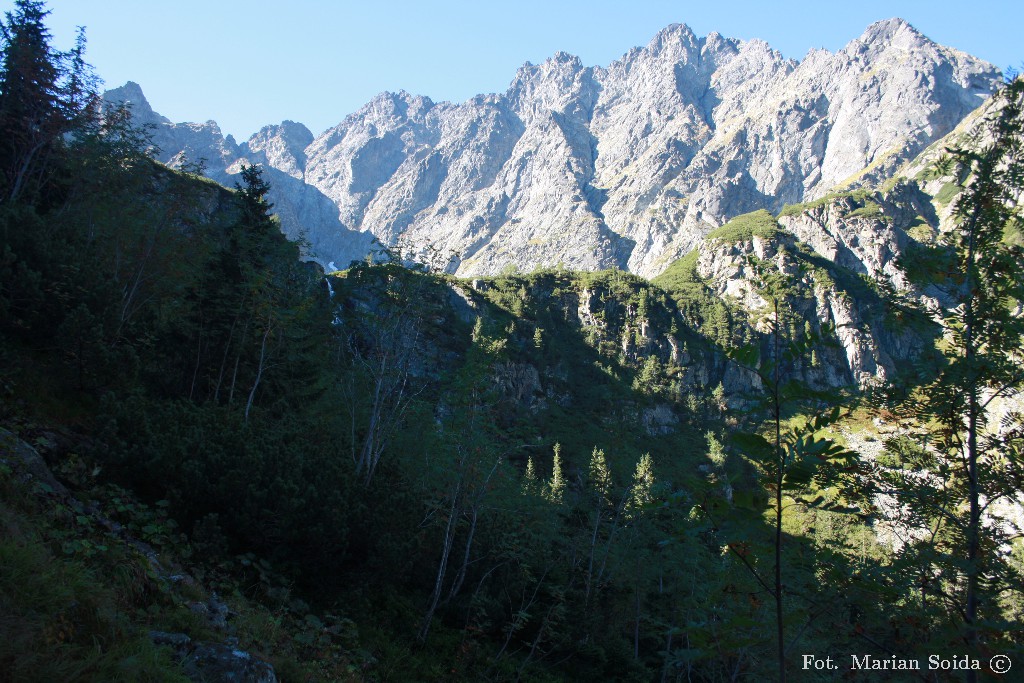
[104,19,999,278]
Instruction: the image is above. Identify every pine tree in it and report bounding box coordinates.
[587,447,613,506]
[523,456,538,494]
[547,443,566,503]
[181,163,325,419]
[628,452,654,516]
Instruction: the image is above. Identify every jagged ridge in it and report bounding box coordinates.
[104,19,999,278]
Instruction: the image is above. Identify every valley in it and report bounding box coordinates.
[2,3,1023,681]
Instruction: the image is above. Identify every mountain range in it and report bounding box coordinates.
[103,18,1000,277]
[7,7,1024,679]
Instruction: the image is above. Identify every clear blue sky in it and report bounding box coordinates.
[7,0,1021,140]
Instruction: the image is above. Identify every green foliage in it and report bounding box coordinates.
[933,180,961,205]
[4,6,1023,680]
[173,163,331,423]
[587,446,613,502]
[777,188,878,218]
[0,439,178,682]
[0,1,97,205]
[653,249,747,351]
[706,209,780,243]
[0,535,185,683]
[0,5,722,680]
[897,238,956,286]
[627,452,655,513]
[650,247,699,292]
[547,442,566,503]
[881,78,1024,665]
[0,428,371,682]
[694,249,866,680]
[848,203,885,220]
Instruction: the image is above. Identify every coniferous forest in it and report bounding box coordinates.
[2,2,1024,681]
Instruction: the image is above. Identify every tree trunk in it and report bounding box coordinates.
[773,297,786,683]
[244,316,273,423]
[419,475,461,642]
[963,203,981,683]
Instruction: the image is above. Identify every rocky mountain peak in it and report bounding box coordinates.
[507,50,596,119]
[843,19,936,69]
[241,121,314,180]
[649,22,699,52]
[549,50,582,65]
[857,17,918,45]
[102,80,168,126]
[623,22,704,72]
[358,90,435,126]
[111,20,1002,277]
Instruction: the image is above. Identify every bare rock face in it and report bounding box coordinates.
[104,19,998,277]
[778,197,910,292]
[241,121,313,180]
[182,643,277,683]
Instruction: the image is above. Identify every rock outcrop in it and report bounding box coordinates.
[675,196,932,389]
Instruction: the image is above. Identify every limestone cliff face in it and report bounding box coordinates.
[104,19,998,278]
[777,196,910,292]
[683,195,931,390]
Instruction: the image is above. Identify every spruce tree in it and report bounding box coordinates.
[0,0,91,204]
[547,443,566,503]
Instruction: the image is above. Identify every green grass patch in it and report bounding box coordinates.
[878,175,904,194]
[0,515,189,682]
[934,181,961,206]
[907,219,937,243]
[778,189,876,218]
[849,203,885,220]
[706,210,780,243]
[651,248,700,292]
